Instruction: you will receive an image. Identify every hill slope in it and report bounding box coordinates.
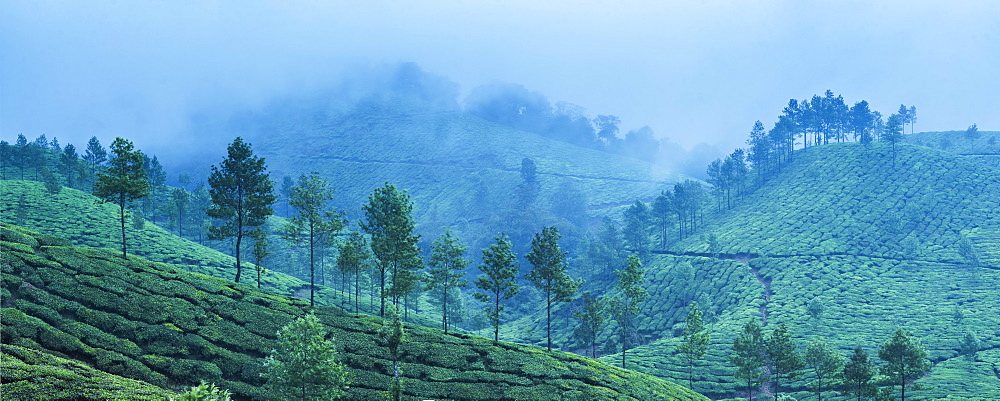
[592,143,1000,399]
[0,223,706,400]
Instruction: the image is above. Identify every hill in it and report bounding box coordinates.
[0,223,707,400]
[904,130,1000,156]
[589,143,1000,399]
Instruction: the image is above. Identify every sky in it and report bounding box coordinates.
[2,0,998,159]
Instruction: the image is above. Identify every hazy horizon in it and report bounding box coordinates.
[3,1,998,163]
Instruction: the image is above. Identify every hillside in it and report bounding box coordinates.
[591,143,1000,399]
[0,223,706,400]
[223,96,683,244]
[904,130,1000,156]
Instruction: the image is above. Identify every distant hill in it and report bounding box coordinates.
[904,130,1000,156]
[0,223,707,400]
[591,143,1000,399]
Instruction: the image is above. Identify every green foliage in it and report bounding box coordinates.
[171,382,232,401]
[526,226,581,351]
[92,137,150,259]
[803,339,843,401]
[264,313,350,400]
[677,302,709,392]
[572,291,607,358]
[730,319,766,400]
[879,328,931,401]
[281,172,346,306]
[473,232,520,343]
[425,229,469,333]
[841,346,877,401]
[361,182,421,316]
[766,323,804,399]
[207,136,277,283]
[611,254,648,368]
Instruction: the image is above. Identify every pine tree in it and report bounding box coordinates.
[337,232,371,314]
[83,136,107,177]
[281,172,345,307]
[804,339,844,401]
[677,301,709,391]
[526,226,581,351]
[250,228,270,289]
[60,144,80,188]
[841,346,877,401]
[611,254,647,368]
[473,233,520,343]
[766,323,804,400]
[361,182,421,317]
[878,328,930,401]
[92,137,150,259]
[425,229,469,333]
[572,291,607,358]
[207,137,276,283]
[263,313,350,400]
[730,319,766,401]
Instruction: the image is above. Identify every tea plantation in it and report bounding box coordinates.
[0,223,707,400]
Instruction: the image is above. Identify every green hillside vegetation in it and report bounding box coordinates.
[1,343,176,400]
[0,223,707,400]
[593,143,1000,399]
[240,97,682,240]
[904,130,1000,156]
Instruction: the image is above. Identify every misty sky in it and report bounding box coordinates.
[3,1,998,158]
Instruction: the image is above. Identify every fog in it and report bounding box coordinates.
[3,1,998,169]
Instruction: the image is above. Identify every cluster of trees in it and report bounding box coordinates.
[729,321,932,401]
[464,83,660,162]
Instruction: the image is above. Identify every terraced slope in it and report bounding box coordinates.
[0,344,177,400]
[904,130,1000,156]
[238,98,682,226]
[589,143,1000,399]
[0,224,707,400]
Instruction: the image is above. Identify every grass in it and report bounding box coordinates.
[1,223,707,400]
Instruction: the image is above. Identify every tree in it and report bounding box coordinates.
[965,123,980,144]
[611,254,648,368]
[907,105,917,134]
[594,114,621,143]
[207,137,276,283]
[651,191,674,248]
[677,302,710,391]
[883,113,904,168]
[263,313,350,400]
[804,339,845,401]
[337,232,371,314]
[92,137,151,259]
[572,291,607,358]
[41,167,61,194]
[958,331,979,362]
[730,319,766,401]
[841,346,877,401]
[83,136,107,177]
[473,233,520,343]
[169,187,190,237]
[60,144,80,188]
[379,305,405,401]
[361,182,421,317]
[425,229,470,333]
[281,172,345,306]
[878,328,930,401]
[250,228,270,289]
[766,323,804,400]
[526,226,581,351]
[622,200,650,255]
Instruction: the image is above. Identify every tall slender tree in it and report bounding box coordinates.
[804,339,844,401]
[92,137,151,259]
[250,228,270,289]
[473,233,520,343]
[878,328,930,401]
[361,182,421,316]
[282,172,346,306]
[337,232,371,314]
[730,319,766,401]
[83,136,107,178]
[841,346,877,401]
[572,291,607,358]
[611,254,648,368]
[677,302,710,391]
[425,229,470,333]
[766,323,804,400]
[207,137,276,283]
[526,226,581,351]
[883,113,904,168]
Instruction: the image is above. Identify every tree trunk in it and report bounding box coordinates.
[119,202,127,259]
[442,288,449,333]
[546,289,552,351]
[235,220,243,283]
[309,228,315,307]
